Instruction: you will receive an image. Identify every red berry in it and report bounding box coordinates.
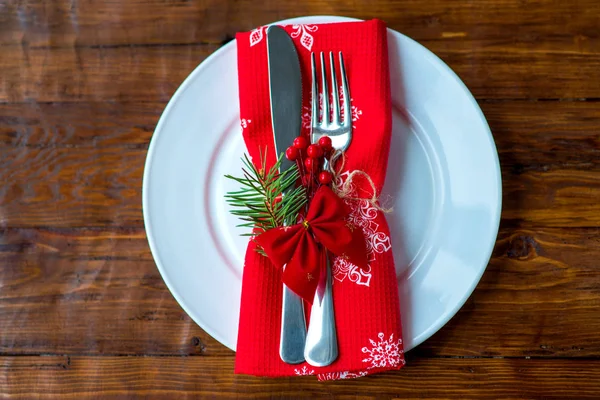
[285,146,299,161]
[293,136,309,150]
[304,157,318,172]
[318,171,332,185]
[306,144,323,159]
[318,136,333,152]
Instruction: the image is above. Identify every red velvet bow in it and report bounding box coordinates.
[254,186,368,303]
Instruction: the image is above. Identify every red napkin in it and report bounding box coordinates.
[234,19,404,380]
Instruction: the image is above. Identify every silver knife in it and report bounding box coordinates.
[266,25,307,364]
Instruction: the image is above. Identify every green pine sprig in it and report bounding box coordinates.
[225,151,307,237]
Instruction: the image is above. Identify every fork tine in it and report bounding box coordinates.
[329,52,340,126]
[320,52,330,126]
[339,52,350,128]
[311,52,319,128]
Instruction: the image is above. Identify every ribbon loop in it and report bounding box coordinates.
[254,186,368,303]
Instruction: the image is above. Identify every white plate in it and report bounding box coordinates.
[142,16,501,352]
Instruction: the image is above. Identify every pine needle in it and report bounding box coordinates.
[225,151,307,239]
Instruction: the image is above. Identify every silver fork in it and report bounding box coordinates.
[304,51,352,367]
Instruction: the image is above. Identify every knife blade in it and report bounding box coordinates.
[266,25,307,365]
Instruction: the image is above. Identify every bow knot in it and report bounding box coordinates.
[254,186,368,303]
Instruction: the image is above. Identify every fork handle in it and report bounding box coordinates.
[304,251,338,367]
[279,283,306,364]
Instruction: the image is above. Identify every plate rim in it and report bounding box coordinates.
[142,15,502,352]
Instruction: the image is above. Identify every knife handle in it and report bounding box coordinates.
[279,283,306,364]
[304,251,338,367]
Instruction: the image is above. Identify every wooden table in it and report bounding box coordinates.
[2,1,600,398]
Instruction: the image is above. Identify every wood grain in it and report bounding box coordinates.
[2,0,600,47]
[0,147,145,227]
[2,356,600,399]
[1,146,599,228]
[0,45,219,103]
[2,226,600,358]
[2,0,600,396]
[2,39,600,102]
[0,102,162,147]
[419,226,600,357]
[1,101,599,227]
[0,227,218,356]
[2,100,598,152]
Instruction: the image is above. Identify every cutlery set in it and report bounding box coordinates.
[266,26,352,367]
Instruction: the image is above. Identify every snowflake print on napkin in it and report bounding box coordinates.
[362,332,405,370]
[290,24,318,51]
[294,366,315,376]
[249,24,318,50]
[331,172,392,287]
[317,370,368,381]
[240,118,252,131]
